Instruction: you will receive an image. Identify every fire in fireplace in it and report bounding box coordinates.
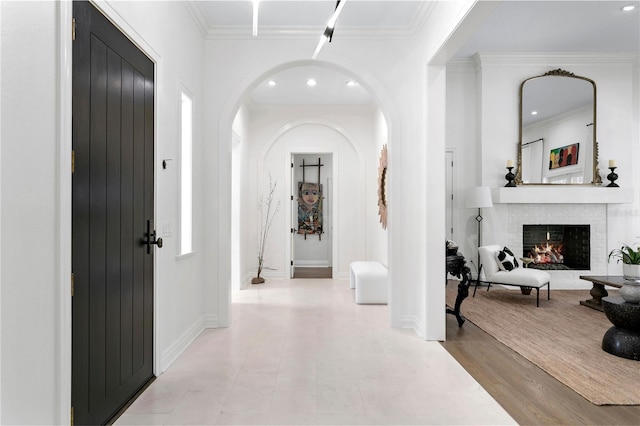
[529,241,564,265]
[523,225,590,270]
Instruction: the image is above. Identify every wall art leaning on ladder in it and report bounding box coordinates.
[297,157,324,240]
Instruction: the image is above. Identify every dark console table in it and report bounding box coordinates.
[579,275,625,311]
[602,296,640,361]
[446,253,471,327]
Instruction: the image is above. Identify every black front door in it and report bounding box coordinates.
[72,2,156,424]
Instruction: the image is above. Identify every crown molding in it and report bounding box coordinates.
[407,1,437,39]
[206,25,321,40]
[183,1,209,37]
[446,58,477,73]
[475,52,639,67]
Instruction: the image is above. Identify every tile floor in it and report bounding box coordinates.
[115,279,515,425]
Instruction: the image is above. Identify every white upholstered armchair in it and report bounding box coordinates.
[473,245,551,306]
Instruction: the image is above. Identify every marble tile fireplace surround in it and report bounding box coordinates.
[504,203,606,289]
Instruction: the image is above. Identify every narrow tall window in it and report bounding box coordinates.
[180,92,193,254]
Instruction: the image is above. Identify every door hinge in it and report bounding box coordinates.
[71,150,75,174]
[71,273,74,297]
[291,260,293,266]
[290,195,293,201]
[291,163,294,168]
[70,406,74,426]
[72,18,76,41]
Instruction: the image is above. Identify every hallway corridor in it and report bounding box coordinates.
[115,279,514,425]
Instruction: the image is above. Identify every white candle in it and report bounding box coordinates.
[506,159,514,168]
[608,159,616,168]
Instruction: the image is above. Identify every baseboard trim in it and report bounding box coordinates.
[402,315,425,338]
[203,314,218,328]
[160,316,207,372]
[241,272,254,289]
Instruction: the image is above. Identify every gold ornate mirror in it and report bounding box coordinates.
[377,144,388,229]
[516,69,601,185]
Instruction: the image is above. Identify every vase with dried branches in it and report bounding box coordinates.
[252,175,280,284]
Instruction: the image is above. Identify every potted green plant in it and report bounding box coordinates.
[608,243,640,304]
[608,243,640,280]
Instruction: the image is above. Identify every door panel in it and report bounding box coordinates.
[72,2,155,424]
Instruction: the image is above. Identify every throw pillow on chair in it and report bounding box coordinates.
[496,246,519,271]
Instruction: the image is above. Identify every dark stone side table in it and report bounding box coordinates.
[602,296,640,361]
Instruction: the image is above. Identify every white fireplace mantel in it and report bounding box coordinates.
[494,186,633,204]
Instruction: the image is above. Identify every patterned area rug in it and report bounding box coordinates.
[447,286,640,405]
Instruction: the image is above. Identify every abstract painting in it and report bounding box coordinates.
[549,143,579,170]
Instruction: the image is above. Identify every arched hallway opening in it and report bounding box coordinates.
[228,63,389,310]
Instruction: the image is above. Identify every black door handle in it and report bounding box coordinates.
[144,220,163,253]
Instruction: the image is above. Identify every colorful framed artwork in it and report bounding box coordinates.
[549,143,579,170]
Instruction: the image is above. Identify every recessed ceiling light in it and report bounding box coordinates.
[306,79,317,87]
[346,80,358,87]
[622,4,636,12]
[267,80,277,87]
[531,111,538,116]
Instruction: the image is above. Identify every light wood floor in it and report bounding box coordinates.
[441,310,640,425]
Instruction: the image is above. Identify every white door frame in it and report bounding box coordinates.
[286,149,338,280]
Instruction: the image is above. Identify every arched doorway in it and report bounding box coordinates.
[227,62,391,313]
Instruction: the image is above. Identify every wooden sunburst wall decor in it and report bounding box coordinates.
[377,144,388,229]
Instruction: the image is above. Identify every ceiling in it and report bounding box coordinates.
[190,1,640,106]
[196,1,429,36]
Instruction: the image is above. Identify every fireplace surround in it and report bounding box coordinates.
[504,203,607,288]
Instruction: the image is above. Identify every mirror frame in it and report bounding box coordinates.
[515,68,601,185]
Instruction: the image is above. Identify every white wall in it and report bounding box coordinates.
[1,2,60,422]
[232,106,251,290]
[103,0,207,370]
[368,109,389,265]
[233,103,390,286]
[1,1,206,423]
[446,54,640,285]
[204,0,478,341]
[241,105,372,281]
[446,60,481,272]
[0,0,492,421]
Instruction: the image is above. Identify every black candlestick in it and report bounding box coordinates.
[505,167,516,187]
[606,167,619,187]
